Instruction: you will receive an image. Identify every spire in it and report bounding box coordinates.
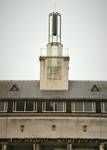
[48,12,61,43]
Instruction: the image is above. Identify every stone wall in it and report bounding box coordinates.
[0,117,107,139]
[40,57,69,90]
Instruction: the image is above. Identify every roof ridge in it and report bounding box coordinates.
[0,80,107,82]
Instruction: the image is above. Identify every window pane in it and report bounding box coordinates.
[26,101,34,111]
[75,102,83,112]
[7,102,13,113]
[104,102,107,111]
[84,102,93,112]
[96,102,101,113]
[45,102,54,111]
[103,102,107,112]
[0,102,5,112]
[16,101,24,111]
[55,102,64,112]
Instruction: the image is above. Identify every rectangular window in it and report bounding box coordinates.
[101,102,107,113]
[7,101,13,113]
[55,102,64,111]
[84,102,95,112]
[15,101,25,111]
[45,102,54,111]
[0,102,8,112]
[72,102,96,112]
[42,102,66,112]
[14,101,37,112]
[74,102,83,112]
[25,101,37,111]
[25,101,34,111]
[96,102,101,113]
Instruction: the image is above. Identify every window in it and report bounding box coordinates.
[55,102,64,112]
[26,101,37,112]
[15,101,24,111]
[72,102,96,112]
[14,101,37,112]
[42,102,66,112]
[10,84,19,91]
[96,102,101,113]
[0,102,8,112]
[7,101,13,113]
[26,101,34,111]
[84,102,95,112]
[44,102,54,111]
[74,102,83,112]
[47,66,61,79]
[101,102,107,113]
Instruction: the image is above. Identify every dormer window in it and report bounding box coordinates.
[91,84,100,92]
[10,84,19,91]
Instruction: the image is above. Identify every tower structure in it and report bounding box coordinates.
[0,10,107,150]
[40,12,69,90]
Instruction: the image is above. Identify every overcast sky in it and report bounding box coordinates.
[0,0,107,80]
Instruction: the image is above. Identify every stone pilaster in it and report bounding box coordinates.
[2,143,8,150]
[33,144,41,150]
[67,143,72,150]
[33,144,36,150]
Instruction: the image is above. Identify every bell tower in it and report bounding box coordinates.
[40,12,69,90]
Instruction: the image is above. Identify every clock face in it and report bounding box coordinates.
[47,66,61,79]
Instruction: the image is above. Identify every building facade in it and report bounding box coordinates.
[0,12,107,150]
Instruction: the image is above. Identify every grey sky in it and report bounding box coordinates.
[0,0,107,80]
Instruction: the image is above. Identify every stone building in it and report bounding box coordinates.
[0,12,107,150]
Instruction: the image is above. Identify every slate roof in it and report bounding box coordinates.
[0,80,107,99]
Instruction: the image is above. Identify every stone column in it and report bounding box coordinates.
[100,144,104,150]
[67,143,72,150]
[33,144,41,150]
[2,143,8,150]
[33,144,36,150]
